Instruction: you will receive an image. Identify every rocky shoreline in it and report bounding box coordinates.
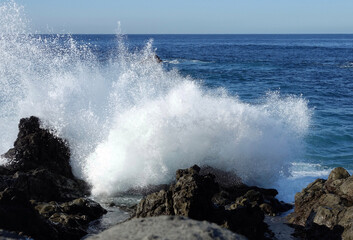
[0,117,352,239]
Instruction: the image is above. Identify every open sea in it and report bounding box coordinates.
[1,2,352,206]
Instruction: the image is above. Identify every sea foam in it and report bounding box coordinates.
[0,1,311,196]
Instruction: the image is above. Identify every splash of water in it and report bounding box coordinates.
[0,1,311,196]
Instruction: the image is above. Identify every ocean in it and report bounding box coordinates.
[1,2,352,205]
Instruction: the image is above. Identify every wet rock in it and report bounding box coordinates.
[172,165,219,220]
[11,169,89,202]
[3,116,73,179]
[287,167,353,239]
[60,198,107,221]
[136,165,272,239]
[154,54,162,63]
[0,117,106,240]
[0,116,90,201]
[137,165,219,220]
[0,188,58,240]
[136,189,173,217]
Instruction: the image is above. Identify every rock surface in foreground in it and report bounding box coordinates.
[87,215,247,240]
[0,117,106,240]
[287,167,353,240]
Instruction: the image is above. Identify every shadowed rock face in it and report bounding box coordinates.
[287,167,353,240]
[0,116,106,240]
[135,165,290,240]
[3,116,73,179]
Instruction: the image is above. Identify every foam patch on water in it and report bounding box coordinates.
[0,1,312,197]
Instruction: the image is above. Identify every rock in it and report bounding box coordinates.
[3,116,73,179]
[287,167,353,239]
[0,188,58,240]
[154,55,162,63]
[59,198,107,221]
[0,188,106,240]
[327,167,350,182]
[137,165,219,220]
[0,229,29,239]
[172,165,219,220]
[86,216,247,240]
[0,116,90,202]
[136,165,271,239]
[0,117,106,240]
[337,176,353,202]
[11,169,89,202]
[136,189,172,217]
[200,165,243,188]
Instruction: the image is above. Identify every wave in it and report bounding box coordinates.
[0,1,311,196]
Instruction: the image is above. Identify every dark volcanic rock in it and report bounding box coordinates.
[287,167,353,240]
[3,116,73,179]
[136,165,276,240]
[11,169,88,202]
[1,116,90,201]
[0,117,106,240]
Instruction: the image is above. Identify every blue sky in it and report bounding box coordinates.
[16,0,353,34]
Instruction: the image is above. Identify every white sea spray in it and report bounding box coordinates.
[0,1,311,197]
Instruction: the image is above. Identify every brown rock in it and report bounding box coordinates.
[288,167,353,240]
[136,165,269,240]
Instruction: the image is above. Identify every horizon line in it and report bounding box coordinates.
[33,33,353,35]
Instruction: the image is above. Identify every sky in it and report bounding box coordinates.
[14,0,353,34]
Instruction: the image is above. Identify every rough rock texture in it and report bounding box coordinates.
[287,167,353,240]
[4,116,73,178]
[0,117,106,240]
[86,216,247,240]
[135,165,289,240]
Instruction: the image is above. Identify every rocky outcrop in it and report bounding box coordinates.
[0,117,106,240]
[135,165,290,240]
[287,167,353,240]
[86,216,247,240]
[3,116,73,179]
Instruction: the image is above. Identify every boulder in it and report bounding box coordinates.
[287,167,353,239]
[0,116,90,201]
[3,116,73,179]
[86,216,247,240]
[136,165,272,240]
[0,117,106,239]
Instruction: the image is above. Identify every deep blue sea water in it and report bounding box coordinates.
[73,34,353,171]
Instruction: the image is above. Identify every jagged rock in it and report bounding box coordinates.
[154,54,162,63]
[3,116,73,179]
[60,198,107,221]
[136,165,271,240]
[172,165,219,220]
[0,117,106,240]
[0,188,106,240]
[0,188,59,240]
[86,216,247,240]
[287,167,353,240]
[0,116,90,201]
[11,169,89,202]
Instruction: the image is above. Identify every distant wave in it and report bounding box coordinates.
[340,62,353,68]
[164,59,213,65]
